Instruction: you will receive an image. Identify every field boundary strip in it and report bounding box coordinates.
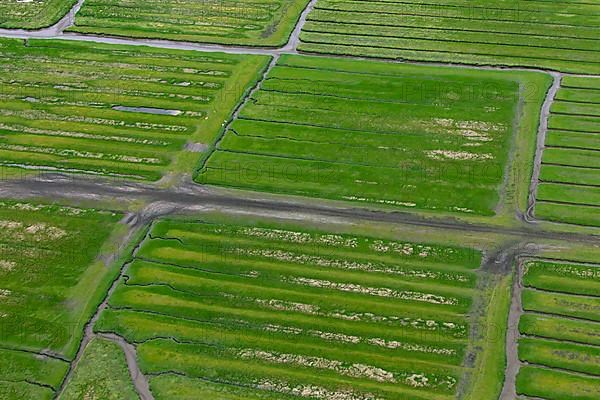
[298,0,600,74]
[194,55,280,178]
[0,30,597,78]
[525,73,563,223]
[499,256,526,400]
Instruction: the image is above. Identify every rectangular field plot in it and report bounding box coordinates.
[197,54,547,216]
[0,200,121,399]
[92,219,503,400]
[517,259,600,400]
[0,38,269,181]
[0,0,75,29]
[535,76,600,227]
[70,0,310,46]
[299,0,600,74]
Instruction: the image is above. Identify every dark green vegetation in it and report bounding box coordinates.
[71,0,310,46]
[0,200,121,399]
[198,54,549,216]
[91,219,511,400]
[60,338,139,400]
[299,0,600,74]
[536,76,600,227]
[517,260,600,399]
[0,38,269,181]
[0,0,76,29]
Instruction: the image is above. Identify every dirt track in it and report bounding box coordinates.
[1,174,598,245]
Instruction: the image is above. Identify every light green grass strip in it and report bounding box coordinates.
[520,313,600,347]
[519,337,600,376]
[516,366,600,400]
[60,338,138,400]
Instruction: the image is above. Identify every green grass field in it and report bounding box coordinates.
[519,338,600,376]
[0,38,269,181]
[197,54,549,216]
[522,289,600,322]
[60,338,139,400]
[0,200,122,399]
[89,218,512,400]
[70,0,310,46]
[517,366,600,400]
[520,313,600,347]
[0,347,68,399]
[517,259,600,399]
[523,260,600,297]
[536,76,600,227]
[298,0,600,74]
[0,0,76,29]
